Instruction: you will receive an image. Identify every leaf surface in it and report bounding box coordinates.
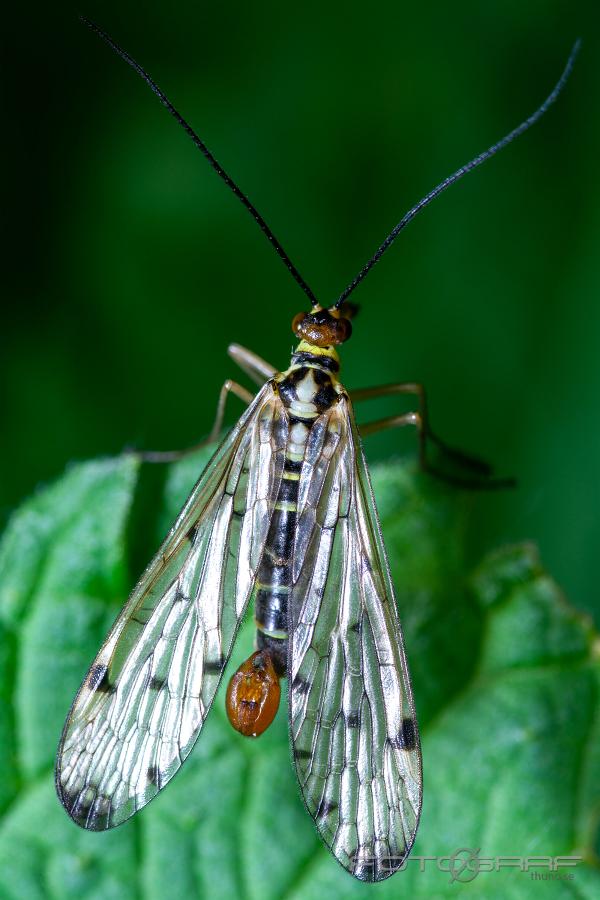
[0,451,597,899]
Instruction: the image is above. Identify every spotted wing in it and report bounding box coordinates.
[289,397,422,882]
[56,382,287,830]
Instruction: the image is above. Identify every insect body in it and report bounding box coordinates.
[57,303,422,880]
[56,20,578,883]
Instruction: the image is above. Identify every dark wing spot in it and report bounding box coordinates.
[291,674,310,696]
[390,717,418,751]
[315,797,338,820]
[204,656,226,674]
[175,587,189,603]
[347,711,361,729]
[88,663,114,694]
[361,555,373,575]
[146,765,162,788]
[186,523,199,543]
[59,786,77,814]
[63,788,93,824]
[349,620,362,634]
[89,806,110,831]
[353,857,377,882]
[149,676,165,691]
[293,747,311,760]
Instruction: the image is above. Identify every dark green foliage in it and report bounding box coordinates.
[3,3,600,623]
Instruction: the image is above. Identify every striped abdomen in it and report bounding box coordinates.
[255,362,338,675]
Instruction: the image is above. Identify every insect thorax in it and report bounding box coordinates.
[275,340,342,420]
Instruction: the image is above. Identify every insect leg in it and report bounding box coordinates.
[352,382,491,473]
[227,343,277,386]
[207,380,254,442]
[140,380,253,463]
[354,383,514,489]
[360,412,420,434]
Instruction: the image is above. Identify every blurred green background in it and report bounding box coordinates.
[3,1,600,625]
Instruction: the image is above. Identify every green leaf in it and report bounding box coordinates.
[0,450,598,899]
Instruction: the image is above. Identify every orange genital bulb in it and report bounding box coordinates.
[226,650,281,737]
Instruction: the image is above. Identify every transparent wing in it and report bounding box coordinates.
[56,382,288,830]
[289,397,422,882]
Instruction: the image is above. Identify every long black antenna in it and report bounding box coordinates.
[334,40,580,309]
[81,17,319,308]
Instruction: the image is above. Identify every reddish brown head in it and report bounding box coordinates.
[291,304,355,348]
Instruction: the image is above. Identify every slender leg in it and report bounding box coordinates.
[360,412,421,436]
[139,380,253,463]
[228,343,277,386]
[354,383,515,489]
[207,380,254,442]
[138,343,273,464]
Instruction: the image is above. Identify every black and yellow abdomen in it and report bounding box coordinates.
[255,355,340,675]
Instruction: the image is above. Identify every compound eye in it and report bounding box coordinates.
[291,312,307,337]
[334,317,352,342]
